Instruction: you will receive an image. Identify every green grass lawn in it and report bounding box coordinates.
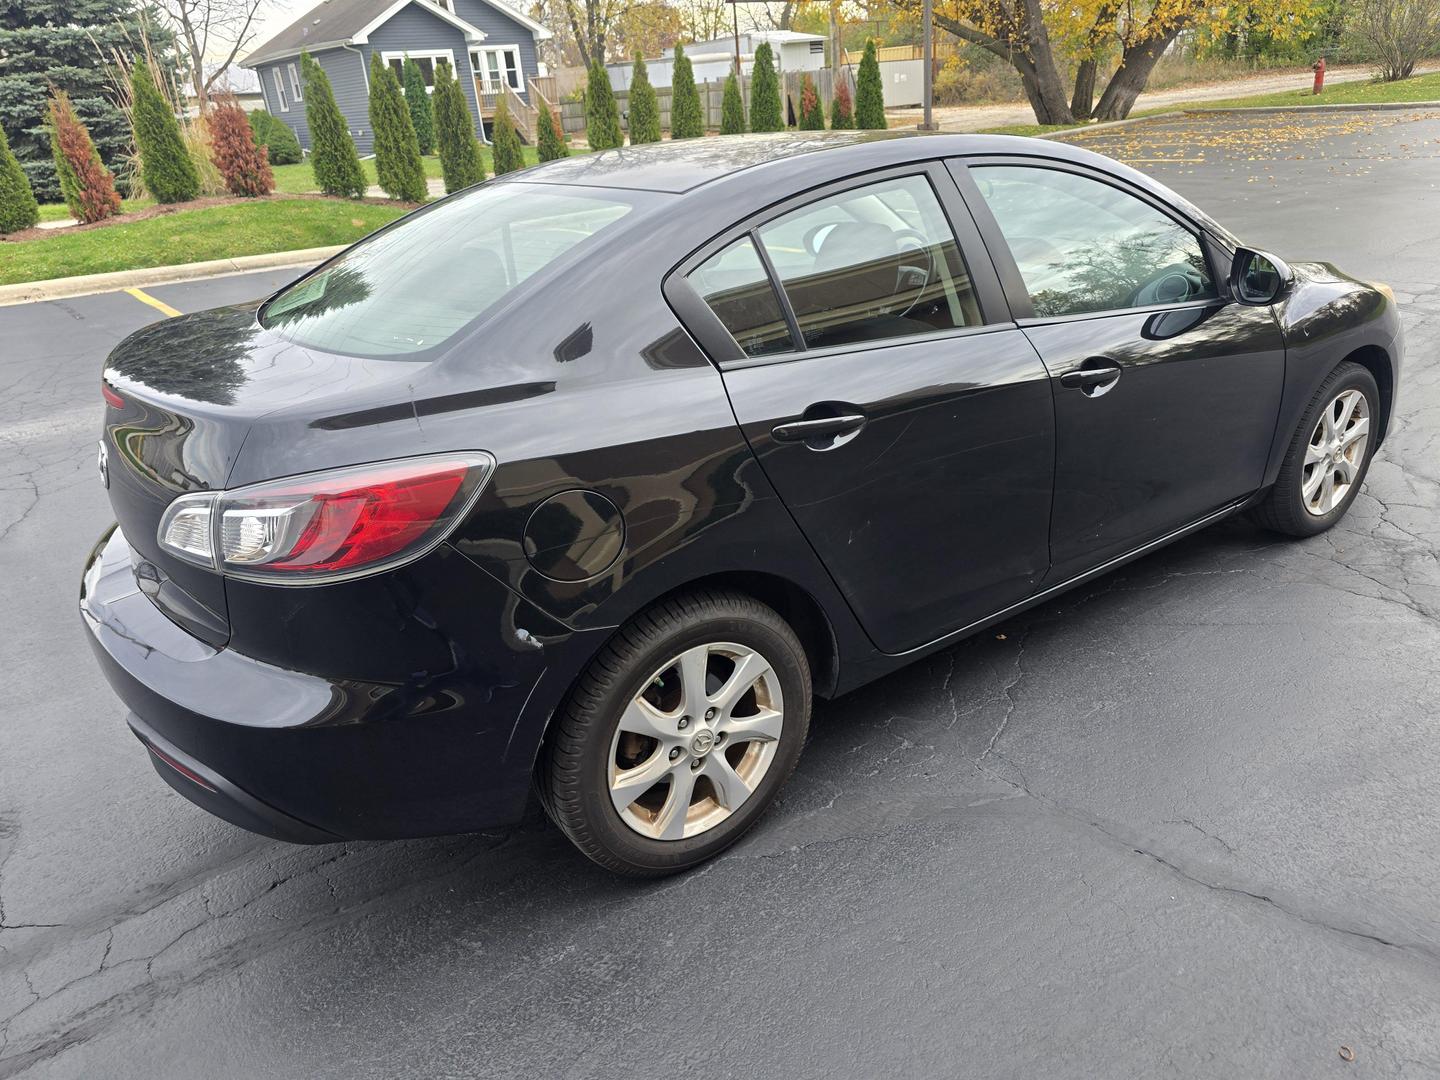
[980,70,1440,137]
[36,197,154,223]
[1,198,407,286]
[270,148,549,194]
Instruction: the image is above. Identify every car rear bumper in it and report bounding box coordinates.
[81,524,603,841]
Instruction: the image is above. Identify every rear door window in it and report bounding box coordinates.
[688,237,794,358]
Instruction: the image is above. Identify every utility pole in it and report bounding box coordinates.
[918,0,937,130]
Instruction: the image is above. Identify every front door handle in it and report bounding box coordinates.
[772,414,867,443]
[1059,360,1123,397]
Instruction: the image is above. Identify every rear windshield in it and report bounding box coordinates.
[260,184,641,357]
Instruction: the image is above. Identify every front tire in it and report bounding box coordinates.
[538,590,811,877]
[1250,361,1379,537]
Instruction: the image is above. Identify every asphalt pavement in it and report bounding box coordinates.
[3,111,1440,1078]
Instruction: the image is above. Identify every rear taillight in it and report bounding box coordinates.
[102,382,125,409]
[157,453,494,584]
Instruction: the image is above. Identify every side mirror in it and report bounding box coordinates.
[1230,248,1292,305]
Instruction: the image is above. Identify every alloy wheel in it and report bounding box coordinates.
[608,642,784,841]
[1302,388,1370,516]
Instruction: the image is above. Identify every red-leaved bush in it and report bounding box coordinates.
[47,89,122,224]
[208,94,274,197]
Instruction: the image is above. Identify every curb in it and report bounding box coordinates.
[0,246,345,308]
[1038,100,1440,142]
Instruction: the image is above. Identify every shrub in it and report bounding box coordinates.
[750,42,783,131]
[627,56,661,143]
[855,39,886,129]
[302,52,366,198]
[1343,0,1440,81]
[208,94,274,196]
[536,97,570,161]
[491,94,526,175]
[369,53,427,201]
[830,78,854,129]
[131,60,200,203]
[0,124,40,234]
[585,59,624,149]
[47,88,122,223]
[720,69,746,134]
[798,73,825,129]
[670,43,703,138]
[433,59,486,190]
[402,56,436,154]
[248,110,302,164]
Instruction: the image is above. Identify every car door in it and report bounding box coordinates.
[951,159,1286,584]
[666,164,1055,655]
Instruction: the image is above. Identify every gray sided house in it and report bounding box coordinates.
[242,0,554,152]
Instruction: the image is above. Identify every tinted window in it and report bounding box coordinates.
[261,186,637,357]
[972,165,1216,317]
[689,237,793,358]
[756,175,981,350]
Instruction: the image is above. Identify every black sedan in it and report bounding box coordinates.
[81,131,1402,876]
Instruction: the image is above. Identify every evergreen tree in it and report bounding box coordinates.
[490,94,525,175]
[798,73,825,129]
[0,122,39,233]
[0,0,171,201]
[47,88,121,222]
[855,39,887,129]
[830,78,855,130]
[432,59,485,191]
[627,56,660,144]
[402,56,435,155]
[208,93,274,197]
[536,97,570,161]
[720,69,746,134]
[669,43,703,139]
[369,53,427,201]
[749,42,782,132]
[248,110,302,164]
[585,59,623,150]
[302,52,366,198]
[131,60,199,203]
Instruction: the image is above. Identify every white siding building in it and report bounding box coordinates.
[607,30,826,91]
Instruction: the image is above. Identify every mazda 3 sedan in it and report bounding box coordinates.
[82,131,1402,875]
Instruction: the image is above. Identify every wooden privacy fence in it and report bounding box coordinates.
[557,69,855,138]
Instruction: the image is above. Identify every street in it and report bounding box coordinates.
[3,110,1440,1077]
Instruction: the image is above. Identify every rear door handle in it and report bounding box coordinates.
[771,413,867,446]
[1059,361,1123,396]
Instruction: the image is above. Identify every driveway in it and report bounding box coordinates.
[890,60,1440,132]
[2,110,1439,1078]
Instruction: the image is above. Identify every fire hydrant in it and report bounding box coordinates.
[1312,56,1326,95]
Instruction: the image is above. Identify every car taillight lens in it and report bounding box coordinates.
[157,452,494,584]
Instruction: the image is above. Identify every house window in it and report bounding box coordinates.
[288,62,303,102]
[271,67,288,111]
[471,47,522,93]
[381,50,455,92]
[431,0,453,10]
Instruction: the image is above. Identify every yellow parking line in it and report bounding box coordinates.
[124,287,182,318]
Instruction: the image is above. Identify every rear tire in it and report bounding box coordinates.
[538,589,811,877]
[1249,361,1378,537]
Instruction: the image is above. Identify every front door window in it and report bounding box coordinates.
[472,48,522,93]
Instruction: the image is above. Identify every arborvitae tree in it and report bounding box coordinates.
[585,59,623,150]
[369,53,427,201]
[302,52,366,198]
[627,56,660,144]
[248,110,302,164]
[749,42,782,132]
[131,61,200,203]
[830,78,855,129]
[47,88,121,222]
[432,59,485,191]
[719,69,746,134]
[0,122,39,233]
[856,39,887,129]
[490,94,525,175]
[208,94,274,197]
[402,56,435,155]
[798,73,825,130]
[536,96,570,161]
[669,43,703,139]
[0,0,171,201]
